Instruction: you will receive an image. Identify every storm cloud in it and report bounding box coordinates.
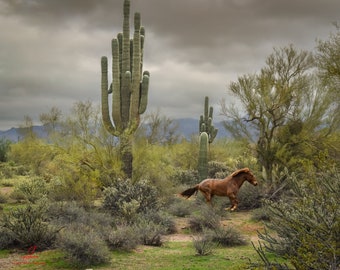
[0,0,339,130]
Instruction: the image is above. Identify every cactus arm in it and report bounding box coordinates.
[101,56,116,134]
[122,0,130,74]
[111,38,122,131]
[139,72,149,114]
[130,12,142,121]
[121,71,131,129]
[120,0,131,129]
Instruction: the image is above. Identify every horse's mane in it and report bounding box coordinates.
[231,167,250,177]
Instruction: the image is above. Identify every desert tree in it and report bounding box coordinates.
[221,44,339,191]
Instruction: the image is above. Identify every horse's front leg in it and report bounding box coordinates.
[226,193,239,211]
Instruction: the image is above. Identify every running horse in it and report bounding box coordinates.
[180,168,258,211]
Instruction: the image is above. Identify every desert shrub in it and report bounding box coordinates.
[170,169,198,186]
[0,192,8,203]
[167,197,195,217]
[47,171,98,208]
[251,207,271,222]
[107,225,140,251]
[135,218,165,246]
[0,138,11,162]
[0,201,59,249]
[48,201,113,240]
[207,161,230,178]
[102,178,159,222]
[57,223,110,266]
[0,226,15,249]
[8,189,26,202]
[207,226,247,247]
[192,232,218,256]
[16,177,48,203]
[141,210,177,234]
[257,169,340,270]
[188,206,221,232]
[236,183,262,210]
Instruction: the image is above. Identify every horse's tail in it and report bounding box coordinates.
[180,185,199,199]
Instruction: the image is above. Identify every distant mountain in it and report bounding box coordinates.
[0,126,48,142]
[0,118,231,142]
[175,118,230,139]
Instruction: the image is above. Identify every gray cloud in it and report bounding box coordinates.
[0,0,339,130]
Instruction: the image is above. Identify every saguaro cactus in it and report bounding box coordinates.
[198,96,218,180]
[101,0,150,178]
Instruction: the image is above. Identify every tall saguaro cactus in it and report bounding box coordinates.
[198,96,218,180]
[101,0,150,178]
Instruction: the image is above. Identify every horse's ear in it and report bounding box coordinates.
[231,167,250,177]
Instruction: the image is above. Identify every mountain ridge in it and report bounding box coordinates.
[0,118,230,142]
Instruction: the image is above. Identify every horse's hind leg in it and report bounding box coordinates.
[226,194,239,211]
[201,191,213,206]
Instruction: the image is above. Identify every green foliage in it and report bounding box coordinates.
[0,200,60,249]
[206,226,247,247]
[135,218,165,246]
[167,197,196,217]
[237,183,262,210]
[9,138,58,175]
[170,168,199,186]
[188,206,221,232]
[221,43,339,192]
[0,138,11,162]
[207,160,230,178]
[192,231,218,256]
[102,178,159,222]
[16,177,48,203]
[107,225,140,251]
[133,143,176,195]
[257,169,340,269]
[57,223,111,266]
[47,201,113,235]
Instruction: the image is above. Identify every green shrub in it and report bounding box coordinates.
[0,226,15,249]
[135,218,165,247]
[192,232,218,256]
[257,169,340,270]
[251,207,270,222]
[48,201,113,240]
[167,197,194,217]
[188,206,221,232]
[16,177,48,203]
[57,223,111,266]
[207,161,230,178]
[0,138,11,162]
[0,192,8,204]
[237,183,262,210]
[107,225,140,251]
[102,178,159,222]
[207,226,247,247]
[0,201,59,249]
[170,169,198,186]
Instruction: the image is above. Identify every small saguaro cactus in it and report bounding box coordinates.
[101,0,150,178]
[198,96,218,180]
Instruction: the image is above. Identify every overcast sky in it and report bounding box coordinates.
[0,0,339,130]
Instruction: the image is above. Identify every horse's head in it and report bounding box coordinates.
[232,168,258,186]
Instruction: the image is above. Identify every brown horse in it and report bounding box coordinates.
[180,168,258,211]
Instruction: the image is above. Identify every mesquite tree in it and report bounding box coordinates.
[101,0,150,178]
